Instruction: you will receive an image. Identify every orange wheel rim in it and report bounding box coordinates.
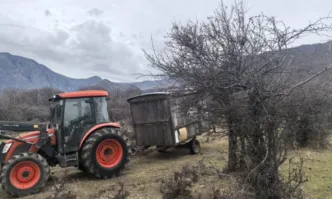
[96,139,123,168]
[9,161,41,189]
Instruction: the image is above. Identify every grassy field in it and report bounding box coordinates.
[285,148,332,199]
[0,137,332,198]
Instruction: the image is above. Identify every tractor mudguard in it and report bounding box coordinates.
[79,122,121,149]
[0,129,56,164]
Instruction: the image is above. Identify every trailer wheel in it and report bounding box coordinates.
[80,128,129,179]
[189,139,200,154]
[0,152,50,197]
[157,146,169,153]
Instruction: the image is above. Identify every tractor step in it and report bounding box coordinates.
[56,152,78,168]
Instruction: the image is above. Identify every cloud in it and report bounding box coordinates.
[0,0,331,82]
[0,15,148,81]
[44,10,52,17]
[67,20,148,78]
[88,8,103,17]
[0,0,227,82]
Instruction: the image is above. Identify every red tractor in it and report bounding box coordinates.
[0,90,132,197]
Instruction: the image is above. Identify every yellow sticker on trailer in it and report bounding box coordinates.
[33,125,39,129]
[178,127,188,141]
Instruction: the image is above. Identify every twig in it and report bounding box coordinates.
[277,64,332,97]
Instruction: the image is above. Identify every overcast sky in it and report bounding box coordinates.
[0,0,331,82]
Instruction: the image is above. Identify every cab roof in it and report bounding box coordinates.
[49,90,109,101]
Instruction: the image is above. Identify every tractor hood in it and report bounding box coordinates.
[0,121,41,132]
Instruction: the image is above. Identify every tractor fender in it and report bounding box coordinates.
[79,122,121,149]
[1,129,56,163]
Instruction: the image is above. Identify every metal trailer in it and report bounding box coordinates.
[127,92,204,154]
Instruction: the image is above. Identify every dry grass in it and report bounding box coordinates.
[1,136,332,198]
[280,148,332,199]
[0,137,231,199]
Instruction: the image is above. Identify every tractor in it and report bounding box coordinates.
[0,90,132,197]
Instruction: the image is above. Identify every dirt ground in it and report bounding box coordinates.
[0,137,231,199]
[2,136,332,198]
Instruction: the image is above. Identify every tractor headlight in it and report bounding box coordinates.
[2,143,12,154]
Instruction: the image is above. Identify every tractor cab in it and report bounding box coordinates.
[48,90,111,154]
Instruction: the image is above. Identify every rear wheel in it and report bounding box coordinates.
[0,152,50,197]
[78,162,86,172]
[157,146,169,153]
[189,138,200,154]
[80,128,130,179]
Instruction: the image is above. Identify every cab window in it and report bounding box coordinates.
[94,97,110,123]
[51,100,63,126]
[63,98,93,128]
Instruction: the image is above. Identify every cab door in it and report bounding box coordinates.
[52,100,65,154]
[62,97,95,153]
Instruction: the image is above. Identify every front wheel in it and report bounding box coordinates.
[0,152,50,197]
[80,128,129,179]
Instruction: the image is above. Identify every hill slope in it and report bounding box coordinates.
[1,41,331,93]
[0,52,142,93]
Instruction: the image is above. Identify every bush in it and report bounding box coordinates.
[284,84,332,149]
[92,182,130,199]
[45,171,77,199]
[160,164,199,199]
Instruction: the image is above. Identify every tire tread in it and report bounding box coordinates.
[80,127,131,179]
[0,152,50,197]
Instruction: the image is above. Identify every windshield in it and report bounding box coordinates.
[94,97,109,123]
[63,98,93,128]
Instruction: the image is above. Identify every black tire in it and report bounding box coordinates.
[189,139,200,154]
[80,127,130,179]
[157,146,169,153]
[0,152,50,197]
[78,163,86,172]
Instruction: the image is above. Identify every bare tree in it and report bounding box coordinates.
[144,0,332,198]
[0,88,63,122]
[284,81,332,149]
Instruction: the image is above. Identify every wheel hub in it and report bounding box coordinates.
[9,161,41,189]
[96,139,124,168]
[22,171,30,178]
[104,148,112,156]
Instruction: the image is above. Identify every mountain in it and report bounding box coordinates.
[0,52,168,93]
[1,41,331,93]
[288,41,332,70]
[130,79,179,91]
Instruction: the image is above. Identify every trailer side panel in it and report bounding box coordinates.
[129,94,175,146]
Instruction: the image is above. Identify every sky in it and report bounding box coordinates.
[0,0,331,82]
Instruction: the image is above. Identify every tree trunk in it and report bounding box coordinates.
[227,117,238,172]
[218,94,239,172]
[239,136,246,169]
